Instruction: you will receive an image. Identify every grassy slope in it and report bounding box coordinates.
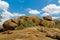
[0,26,60,40]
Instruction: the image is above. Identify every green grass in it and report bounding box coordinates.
[16,20,36,30]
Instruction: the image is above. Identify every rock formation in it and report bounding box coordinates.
[2,16,56,31]
[43,16,52,21]
[3,19,18,31]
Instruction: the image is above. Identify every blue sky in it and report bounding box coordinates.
[0,0,60,25]
[2,0,58,12]
[2,0,60,17]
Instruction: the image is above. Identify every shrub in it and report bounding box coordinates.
[15,25,24,30]
[16,20,35,30]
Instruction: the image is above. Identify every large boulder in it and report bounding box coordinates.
[3,19,18,31]
[11,18,19,25]
[43,16,52,21]
[39,19,49,26]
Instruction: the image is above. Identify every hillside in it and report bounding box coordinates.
[0,26,60,40]
[0,16,60,40]
[2,16,56,30]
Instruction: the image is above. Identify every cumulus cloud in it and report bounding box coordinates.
[27,8,40,14]
[13,13,25,17]
[0,0,25,25]
[0,10,25,25]
[1,10,25,21]
[41,13,50,16]
[52,17,60,19]
[41,4,60,19]
[42,4,60,14]
[58,0,60,3]
[2,10,14,18]
[0,1,9,10]
[1,10,25,19]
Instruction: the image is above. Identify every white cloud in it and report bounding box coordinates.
[1,11,25,18]
[13,13,25,17]
[42,4,60,14]
[52,17,60,19]
[1,10,14,18]
[0,10,25,25]
[0,11,25,26]
[58,0,60,3]
[0,0,25,25]
[41,13,50,16]
[0,1,9,10]
[27,9,40,14]
[0,0,9,25]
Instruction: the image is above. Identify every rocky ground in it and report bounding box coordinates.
[0,26,60,40]
[0,16,60,40]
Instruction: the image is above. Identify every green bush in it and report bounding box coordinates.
[16,18,60,30]
[16,25,24,30]
[16,20,36,30]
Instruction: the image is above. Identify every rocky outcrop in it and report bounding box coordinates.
[0,26,60,40]
[2,16,56,31]
[43,16,55,26]
[43,16,52,21]
[11,18,19,24]
[1,15,60,40]
[3,19,18,31]
[18,16,41,27]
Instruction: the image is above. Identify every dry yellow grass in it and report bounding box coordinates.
[0,26,60,40]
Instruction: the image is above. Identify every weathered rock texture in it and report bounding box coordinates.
[3,19,18,30]
[2,16,55,31]
[0,26,60,40]
[43,16,52,21]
